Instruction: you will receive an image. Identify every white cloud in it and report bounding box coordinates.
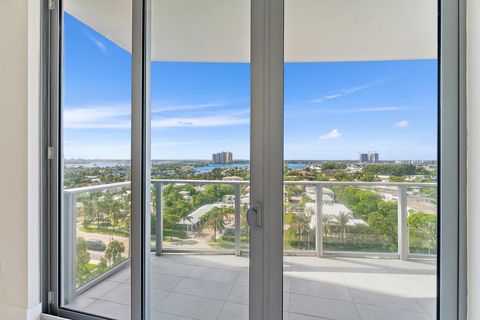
[315,106,407,114]
[152,100,233,113]
[151,115,248,128]
[64,105,248,129]
[309,77,393,103]
[85,33,108,55]
[319,129,343,141]
[151,140,215,148]
[394,120,410,128]
[64,105,130,129]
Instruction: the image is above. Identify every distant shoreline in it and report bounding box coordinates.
[64,159,438,163]
[64,159,438,170]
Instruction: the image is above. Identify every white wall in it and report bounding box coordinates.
[0,0,42,319]
[467,0,480,319]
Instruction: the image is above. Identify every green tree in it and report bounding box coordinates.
[333,185,399,250]
[352,190,381,220]
[201,207,228,241]
[408,212,437,253]
[289,214,311,242]
[389,175,406,182]
[368,212,391,246]
[367,206,398,249]
[163,185,193,230]
[321,162,347,171]
[76,237,91,284]
[122,191,131,230]
[322,214,335,237]
[240,204,249,241]
[97,192,123,231]
[193,184,234,207]
[336,211,353,244]
[104,240,126,266]
[421,187,437,199]
[80,191,102,228]
[363,163,417,176]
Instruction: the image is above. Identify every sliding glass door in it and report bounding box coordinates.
[148,1,252,319]
[58,1,133,319]
[49,0,463,319]
[282,1,438,319]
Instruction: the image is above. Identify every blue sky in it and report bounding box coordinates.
[63,13,438,161]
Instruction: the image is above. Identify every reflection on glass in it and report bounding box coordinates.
[149,0,251,319]
[283,0,438,319]
[61,2,132,318]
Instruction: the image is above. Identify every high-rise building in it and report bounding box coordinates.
[212,151,233,164]
[369,152,379,163]
[225,151,232,163]
[360,153,369,162]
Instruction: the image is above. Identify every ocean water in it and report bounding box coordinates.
[65,161,307,172]
[194,163,306,173]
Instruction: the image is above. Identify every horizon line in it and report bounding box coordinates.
[64,158,438,162]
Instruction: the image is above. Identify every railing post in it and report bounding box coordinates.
[397,186,408,260]
[155,182,163,256]
[63,191,77,304]
[234,184,241,256]
[315,185,323,257]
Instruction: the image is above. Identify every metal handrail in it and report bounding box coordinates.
[151,178,436,187]
[148,179,436,259]
[63,179,437,301]
[63,179,436,194]
[64,181,131,195]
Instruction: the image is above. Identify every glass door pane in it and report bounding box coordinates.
[148,1,251,319]
[283,1,438,319]
[60,1,132,318]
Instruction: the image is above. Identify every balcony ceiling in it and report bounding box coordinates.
[64,0,437,62]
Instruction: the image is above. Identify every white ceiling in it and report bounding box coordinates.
[65,0,437,62]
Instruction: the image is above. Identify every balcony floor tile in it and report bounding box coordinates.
[356,303,431,320]
[290,293,360,320]
[82,280,121,299]
[217,302,248,320]
[151,312,194,320]
[151,260,196,277]
[85,300,131,320]
[226,285,249,305]
[187,265,241,284]
[66,255,436,320]
[101,283,131,305]
[173,277,233,300]
[155,292,224,320]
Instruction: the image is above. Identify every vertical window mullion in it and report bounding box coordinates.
[131,0,151,319]
[250,0,284,319]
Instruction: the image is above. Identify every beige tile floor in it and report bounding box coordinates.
[66,255,436,320]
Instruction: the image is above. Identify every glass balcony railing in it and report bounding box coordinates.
[62,179,437,303]
[62,182,131,303]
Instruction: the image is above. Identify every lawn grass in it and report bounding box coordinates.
[79,225,129,238]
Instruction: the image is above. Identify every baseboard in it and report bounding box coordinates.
[0,302,42,320]
[41,314,68,320]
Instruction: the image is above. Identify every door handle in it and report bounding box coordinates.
[247,202,262,229]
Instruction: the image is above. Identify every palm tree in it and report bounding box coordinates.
[240,204,250,242]
[76,237,91,285]
[322,214,335,237]
[289,215,310,242]
[200,207,227,241]
[104,240,126,266]
[336,211,353,244]
[121,192,131,230]
[81,191,102,229]
[98,192,123,231]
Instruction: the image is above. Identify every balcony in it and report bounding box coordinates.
[62,179,437,320]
